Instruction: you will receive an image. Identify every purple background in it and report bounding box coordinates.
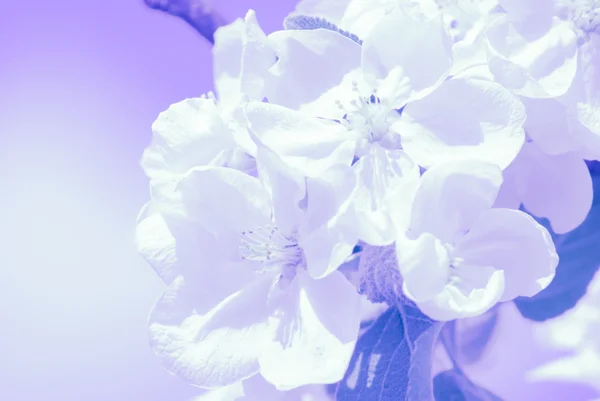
[0,1,595,400]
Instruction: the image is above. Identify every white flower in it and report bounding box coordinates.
[245,7,525,246]
[395,159,558,321]
[137,144,361,390]
[140,10,276,200]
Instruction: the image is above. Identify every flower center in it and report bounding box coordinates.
[336,82,403,158]
[239,225,304,280]
[556,0,600,37]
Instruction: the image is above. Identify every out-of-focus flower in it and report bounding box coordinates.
[529,269,600,390]
[137,142,362,390]
[189,374,332,400]
[395,160,558,321]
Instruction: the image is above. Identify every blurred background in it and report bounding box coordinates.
[0,1,597,400]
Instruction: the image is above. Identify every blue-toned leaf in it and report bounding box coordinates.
[433,370,503,401]
[515,170,600,321]
[335,306,444,401]
[283,14,363,45]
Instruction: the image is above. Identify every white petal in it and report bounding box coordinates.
[259,270,361,390]
[300,164,358,279]
[254,142,306,234]
[213,11,276,109]
[518,143,593,234]
[409,160,503,244]
[521,97,583,155]
[486,16,577,98]
[361,7,452,95]
[338,0,388,38]
[136,211,182,284]
[455,208,558,301]
[245,102,355,177]
[351,148,420,245]
[142,97,234,178]
[177,166,271,237]
[418,265,505,321]
[396,232,450,303]
[149,275,277,388]
[400,77,525,169]
[213,19,245,106]
[264,29,362,110]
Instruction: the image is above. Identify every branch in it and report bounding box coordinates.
[144,0,227,44]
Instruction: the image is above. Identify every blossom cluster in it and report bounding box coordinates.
[136,0,600,398]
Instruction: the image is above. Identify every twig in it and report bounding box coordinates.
[143,0,227,44]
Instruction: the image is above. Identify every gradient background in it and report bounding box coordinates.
[0,1,596,400]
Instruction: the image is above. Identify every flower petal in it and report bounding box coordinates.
[361,7,452,95]
[400,77,525,169]
[245,102,355,177]
[141,97,234,179]
[564,34,600,151]
[518,143,593,234]
[177,166,271,237]
[351,147,420,246]
[521,97,583,155]
[149,275,277,388]
[254,142,306,234]
[259,270,361,390]
[299,164,358,279]
[396,232,450,303]
[486,16,577,98]
[455,208,558,301]
[418,265,505,321]
[409,160,503,244]
[213,11,276,109]
[264,28,362,110]
[213,19,245,106]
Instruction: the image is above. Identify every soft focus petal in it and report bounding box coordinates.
[400,77,525,169]
[456,208,558,301]
[245,102,355,176]
[396,232,450,303]
[408,160,503,244]
[259,270,361,390]
[177,166,271,237]
[518,143,593,234]
[265,28,362,109]
[361,7,453,95]
[564,34,600,144]
[149,275,276,388]
[486,16,577,98]
[418,265,505,321]
[522,97,583,155]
